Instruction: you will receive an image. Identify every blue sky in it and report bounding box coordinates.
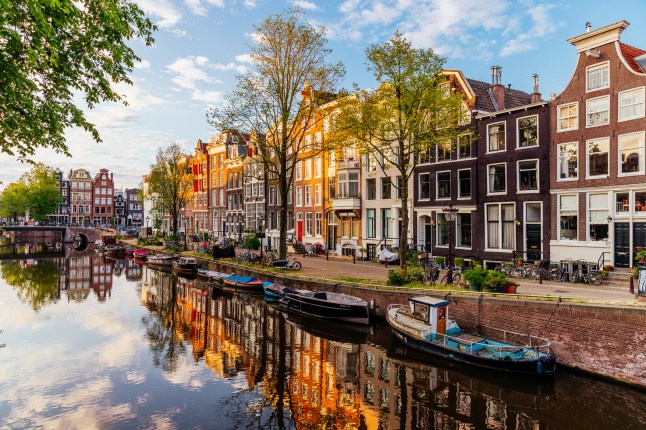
[2,0,646,190]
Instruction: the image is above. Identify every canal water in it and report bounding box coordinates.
[0,247,645,429]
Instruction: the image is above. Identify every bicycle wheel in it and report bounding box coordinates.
[423,272,432,285]
[549,268,563,282]
[494,265,504,273]
[292,261,302,271]
[587,273,602,286]
[452,273,461,285]
[511,267,526,278]
[569,270,580,283]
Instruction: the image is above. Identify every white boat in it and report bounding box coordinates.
[172,257,198,274]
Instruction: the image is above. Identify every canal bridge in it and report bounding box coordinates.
[1,226,102,245]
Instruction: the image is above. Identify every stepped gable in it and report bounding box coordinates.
[467,78,533,113]
[619,43,646,73]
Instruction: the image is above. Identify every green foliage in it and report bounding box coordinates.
[453,257,464,267]
[1,260,60,311]
[485,270,508,288]
[434,256,445,265]
[635,248,646,262]
[387,269,409,286]
[243,234,260,250]
[463,264,487,288]
[0,163,62,221]
[0,182,29,219]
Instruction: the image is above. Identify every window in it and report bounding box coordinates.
[304,185,311,206]
[314,132,322,147]
[304,134,312,150]
[366,179,376,200]
[439,82,450,98]
[436,172,450,199]
[381,178,392,199]
[437,214,447,246]
[381,209,392,238]
[487,122,505,152]
[619,132,645,175]
[295,161,302,180]
[296,186,302,207]
[305,212,312,236]
[328,177,336,199]
[419,145,432,164]
[517,116,538,147]
[457,213,472,247]
[367,209,376,238]
[314,184,322,206]
[366,154,378,171]
[458,134,471,159]
[518,160,538,191]
[557,142,578,180]
[304,159,312,179]
[315,212,322,236]
[586,96,610,127]
[588,194,609,241]
[557,103,578,131]
[615,192,629,214]
[437,139,451,161]
[635,191,646,214]
[314,157,322,177]
[459,101,471,125]
[586,62,609,92]
[395,176,402,199]
[559,195,577,240]
[619,87,645,121]
[419,173,430,200]
[458,170,471,198]
[587,138,609,178]
[486,203,515,250]
[488,164,506,193]
[339,172,359,198]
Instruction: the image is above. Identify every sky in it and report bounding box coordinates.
[2,0,646,190]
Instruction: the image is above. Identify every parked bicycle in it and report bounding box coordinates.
[568,260,602,285]
[525,260,564,282]
[422,263,440,284]
[440,266,462,286]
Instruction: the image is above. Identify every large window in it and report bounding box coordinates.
[458,170,471,198]
[315,184,322,206]
[487,164,506,193]
[304,159,312,179]
[419,173,430,200]
[304,185,311,206]
[339,172,359,198]
[586,62,609,92]
[437,139,451,161]
[305,212,312,236]
[367,209,376,238]
[381,208,392,238]
[587,137,609,178]
[589,194,609,241]
[487,122,505,152]
[486,203,515,250]
[457,213,472,247]
[517,116,538,147]
[586,96,610,127]
[328,177,336,199]
[314,157,322,177]
[619,87,645,121]
[437,214,448,246]
[458,134,472,159]
[381,178,392,199]
[557,103,578,132]
[315,212,322,236]
[366,179,376,200]
[295,161,302,180]
[518,160,538,191]
[559,195,577,240]
[619,132,645,175]
[296,186,302,207]
[437,172,450,199]
[557,142,578,180]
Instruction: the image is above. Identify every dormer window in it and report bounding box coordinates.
[586,62,609,92]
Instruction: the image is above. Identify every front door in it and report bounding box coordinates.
[633,223,646,264]
[327,225,337,250]
[425,223,433,252]
[297,220,303,242]
[526,224,541,262]
[615,223,630,267]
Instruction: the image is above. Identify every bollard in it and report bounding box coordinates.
[539,268,543,284]
[353,251,356,264]
[630,275,634,294]
[326,250,329,261]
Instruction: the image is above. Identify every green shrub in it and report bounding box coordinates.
[453,257,464,267]
[407,265,424,282]
[434,256,445,265]
[387,269,409,286]
[463,264,487,288]
[243,234,260,250]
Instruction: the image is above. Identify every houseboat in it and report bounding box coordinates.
[279,290,370,326]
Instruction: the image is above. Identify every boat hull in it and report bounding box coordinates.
[280,292,369,326]
[222,276,264,294]
[387,313,556,376]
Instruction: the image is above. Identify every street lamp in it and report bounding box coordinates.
[257,214,265,258]
[145,216,150,238]
[442,205,459,283]
[182,214,187,251]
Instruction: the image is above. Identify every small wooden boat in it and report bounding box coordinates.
[263,281,297,300]
[279,290,370,326]
[197,269,231,284]
[133,248,149,260]
[124,247,135,257]
[222,275,264,293]
[172,257,198,275]
[104,244,124,257]
[147,254,176,267]
[386,296,556,376]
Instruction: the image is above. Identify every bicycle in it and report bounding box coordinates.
[526,260,564,282]
[440,266,461,286]
[569,260,602,285]
[422,263,440,284]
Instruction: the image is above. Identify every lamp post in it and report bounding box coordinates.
[258,214,265,258]
[442,205,459,283]
[145,216,150,238]
[182,214,187,251]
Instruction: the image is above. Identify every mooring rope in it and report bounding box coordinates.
[538,296,562,338]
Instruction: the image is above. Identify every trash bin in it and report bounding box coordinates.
[638,266,646,297]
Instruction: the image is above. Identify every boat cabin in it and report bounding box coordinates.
[179,257,197,265]
[101,234,117,245]
[409,296,450,336]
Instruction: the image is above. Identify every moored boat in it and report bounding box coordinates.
[172,257,198,275]
[197,269,231,284]
[104,244,124,257]
[147,254,177,267]
[279,290,370,326]
[222,275,264,294]
[124,247,135,257]
[386,296,556,376]
[263,281,297,300]
[133,248,149,260]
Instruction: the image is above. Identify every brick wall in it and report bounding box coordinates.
[212,259,646,387]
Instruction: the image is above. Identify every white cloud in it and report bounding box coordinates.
[134,59,151,70]
[290,0,320,10]
[167,56,223,90]
[135,0,182,29]
[234,53,253,64]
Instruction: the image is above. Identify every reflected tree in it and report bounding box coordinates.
[1,260,61,311]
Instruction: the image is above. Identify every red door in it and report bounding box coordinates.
[297,221,303,242]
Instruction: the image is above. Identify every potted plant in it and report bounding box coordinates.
[603,264,613,271]
[635,248,646,264]
[358,247,367,260]
[434,256,445,268]
[485,270,508,293]
[599,269,609,277]
[454,257,465,270]
[505,279,520,294]
[463,264,487,291]
[516,257,524,267]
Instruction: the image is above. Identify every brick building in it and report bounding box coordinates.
[92,168,115,226]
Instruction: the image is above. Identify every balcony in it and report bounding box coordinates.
[332,196,361,211]
[338,159,360,170]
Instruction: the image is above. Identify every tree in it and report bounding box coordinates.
[208,9,345,259]
[146,143,193,237]
[333,33,465,270]
[0,0,156,158]
[20,163,63,221]
[0,182,29,221]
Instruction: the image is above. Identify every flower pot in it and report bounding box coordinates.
[468,282,480,291]
[492,285,506,293]
[506,285,517,294]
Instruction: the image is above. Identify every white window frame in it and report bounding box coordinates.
[436,170,451,200]
[557,102,578,132]
[618,131,645,177]
[517,159,539,193]
[487,163,506,195]
[487,121,506,153]
[296,186,303,207]
[517,115,538,148]
[456,212,472,249]
[304,159,312,179]
[304,185,312,206]
[586,95,610,128]
[439,82,450,98]
[485,203,515,251]
[586,137,609,179]
[558,194,578,241]
[618,86,645,122]
[314,157,322,178]
[314,184,322,206]
[586,61,609,92]
[315,212,322,236]
[557,142,578,181]
[588,193,609,241]
[457,133,472,159]
[295,161,302,180]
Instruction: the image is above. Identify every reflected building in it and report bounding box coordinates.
[65,253,91,301]
[90,255,114,301]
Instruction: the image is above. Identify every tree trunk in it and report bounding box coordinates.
[399,177,409,271]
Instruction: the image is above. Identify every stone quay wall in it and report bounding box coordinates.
[211,260,646,388]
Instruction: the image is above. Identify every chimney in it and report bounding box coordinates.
[490,65,505,111]
[530,73,542,103]
[586,22,591,33]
